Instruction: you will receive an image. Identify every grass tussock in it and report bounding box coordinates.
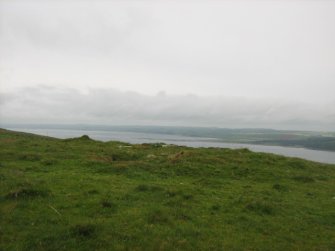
[293,176,315,183]
[71,224,96,238]
[18,153,41,161]
[100,199,117,212]
[135,184,163,193]
[6,186,49,199]
[245,200,275,215]
[272,183,288,192]
[41,158,58,166]
[148,209,171,225]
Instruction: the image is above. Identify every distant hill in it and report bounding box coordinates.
[2,124,335,151]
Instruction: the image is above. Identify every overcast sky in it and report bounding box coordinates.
[0,1,334,130]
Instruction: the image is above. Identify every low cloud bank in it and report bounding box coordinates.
[0,86,334,131]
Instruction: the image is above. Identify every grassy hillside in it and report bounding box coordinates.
[0,128,334,251]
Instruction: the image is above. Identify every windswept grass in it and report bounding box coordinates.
[0,128,334,250]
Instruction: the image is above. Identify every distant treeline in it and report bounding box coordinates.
[253,137,335,151]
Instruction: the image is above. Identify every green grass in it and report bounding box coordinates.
[0,128,334,250]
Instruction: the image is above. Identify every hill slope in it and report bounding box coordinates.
[0,128,334,250]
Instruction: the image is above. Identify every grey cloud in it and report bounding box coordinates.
[0,86,334,131]
[0,2,151,56]
[0,1,334,131]
[1,1,335,102]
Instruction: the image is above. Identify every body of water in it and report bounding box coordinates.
[7,127,335,164]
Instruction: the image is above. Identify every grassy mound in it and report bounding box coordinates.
[0,128,334,250]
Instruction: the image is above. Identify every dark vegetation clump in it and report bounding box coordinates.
[245,200,275,215]
[135,184,149,192]
[272,183,288,191]
[101,200,112,208]
[147,209,171,225]
[6,187,49,199]
[63,134,93,142]
[287,160,306,169]
[101,199,117,212]
[182,194,193,200]
[135,184,163,193]
[109,151,140,161]
[71,224,96,238]
[174,211,192,221]
[165,189,182,198]
[231,166,250,178]
[140,143,165,148]
[211,204,221,211]
[87,189,99,195]
[80,135,91,140]
[41,158,58,166]
[87,150,141,162]
[239,148,251,153]
[18,153,41,161]
[293,176,315,183]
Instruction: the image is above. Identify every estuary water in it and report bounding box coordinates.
[7,127,335,164]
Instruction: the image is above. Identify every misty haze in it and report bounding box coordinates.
[0,1,334,250]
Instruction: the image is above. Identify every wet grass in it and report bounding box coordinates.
[0,128,335,250]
